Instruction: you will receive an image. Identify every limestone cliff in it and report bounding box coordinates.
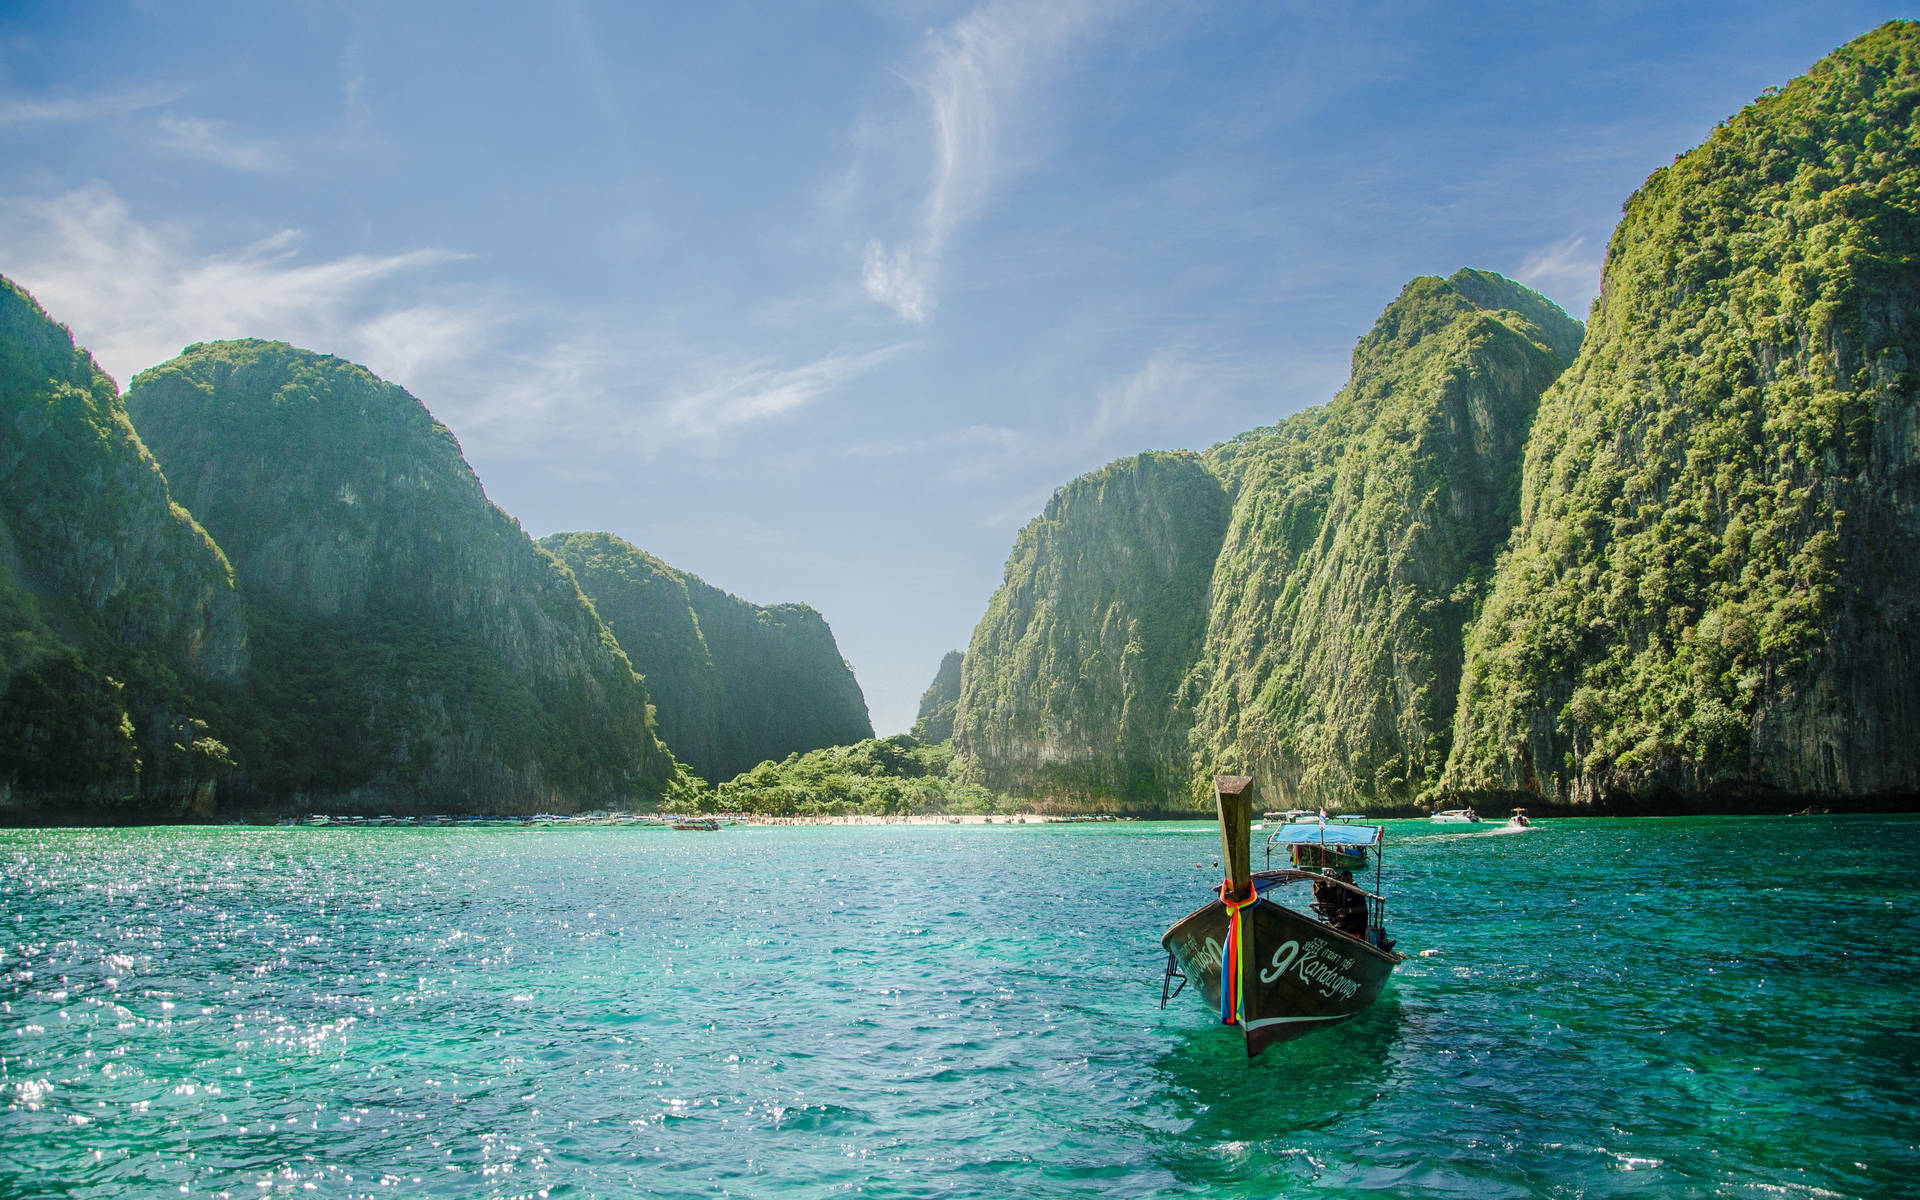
[1444,22,1920,805]
[952,451,1229,803]
[950,274,1577,810]
[1190,271,1581,808]
[540,531,873,784]
[0,277,247,814]
[125,341,676,811]
[910,650,963,743]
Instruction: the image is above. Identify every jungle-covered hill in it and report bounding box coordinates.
[0,306,877,819]
[953,23,1920,813]
[123,340,681,813]
[540,530,873,786]
[1443,21,1920,806]
[0,278,246,818]
[951,271,1581,809]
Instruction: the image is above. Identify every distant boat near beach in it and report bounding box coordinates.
[1252,809,1321,830]
[1430,808,1480,824]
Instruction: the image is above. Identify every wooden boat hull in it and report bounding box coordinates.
[1162,894,1399,1056]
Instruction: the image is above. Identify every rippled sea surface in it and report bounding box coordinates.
[2,816,1916,1198]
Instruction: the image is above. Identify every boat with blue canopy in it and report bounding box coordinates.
[1160,776,1403,1057]
[1265,819,1378,873]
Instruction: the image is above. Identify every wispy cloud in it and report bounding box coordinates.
[663,345,911,439]
[0,185,919,474]
[861,0,1112,322]
[154,113,288,173]
[0,184,473,389]
[0,85,180,126]
[556,0,636,186]
[1515,234,1604,318]
[1092,350,1208,439]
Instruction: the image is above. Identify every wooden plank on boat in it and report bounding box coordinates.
[1214,775,1255,902]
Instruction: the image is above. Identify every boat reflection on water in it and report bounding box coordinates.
[1144,991,1403,1195]
[1160,776,1404,1058]
[1151,990,1404,1118]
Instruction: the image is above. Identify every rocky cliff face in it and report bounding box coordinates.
[0,277,247,814]
[540,531,873,784]
[125,341,676,812]
[1444,22,1920,805]
[950,276,1577,810]
[1190,271,1581,808]
[952,451,1229,803]
[948,28,1920,813]
[910,650,963,743]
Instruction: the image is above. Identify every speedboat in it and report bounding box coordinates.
[1252,809,1323,830]
[1430,808,1480,823]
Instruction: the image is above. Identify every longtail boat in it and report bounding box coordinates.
[1159,775,1404,1057]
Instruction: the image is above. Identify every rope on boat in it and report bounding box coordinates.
[1217,883,1260,1026]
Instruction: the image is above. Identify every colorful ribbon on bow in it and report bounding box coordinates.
[1218,883,1259,1026]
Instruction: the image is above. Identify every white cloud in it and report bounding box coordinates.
[0,86,179,126]
[0,185,916,476]
[861,241,929,324]
[0,184,471,390]
[1093,350,1207,439]
[860,0,1112,322]
[353,303,503,398]
[154,114,288,173]
[663,345,910,439]
[1515,234,1604,319]
[556,0,635,185]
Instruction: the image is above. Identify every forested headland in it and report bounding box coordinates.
[949,23,1920,816]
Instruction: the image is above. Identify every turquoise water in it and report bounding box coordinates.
[2,816,1915,1198]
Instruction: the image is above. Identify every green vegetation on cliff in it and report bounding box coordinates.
[953,450,1230,803]
[1445,21,1920,804]
[1190,270,1582,808]
[540,531,873,785]
[951,27,1920,812]
[950,274,1578,811]
[910,650,964,743]
[0,277,246,815]
[125,341,677,812]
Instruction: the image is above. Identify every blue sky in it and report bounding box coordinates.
[0,2,1907,736]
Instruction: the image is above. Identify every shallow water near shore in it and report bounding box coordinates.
[2,815,1915,1198]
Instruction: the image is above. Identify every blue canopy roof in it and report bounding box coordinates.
[1266,823,1381,847]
